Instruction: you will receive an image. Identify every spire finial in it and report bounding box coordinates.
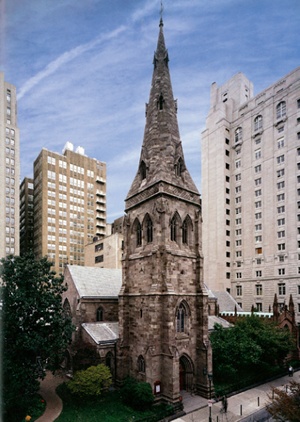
[160,0,164,24]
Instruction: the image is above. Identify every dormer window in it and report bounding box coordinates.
[158,93,164,110]
[140,161,146,180]
[175,157,183,176]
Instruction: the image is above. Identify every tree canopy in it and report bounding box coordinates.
[210,316,294,384]
[1,253,74,420]
[267,380,300,422]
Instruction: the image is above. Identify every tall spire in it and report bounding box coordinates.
[126,18,199,207]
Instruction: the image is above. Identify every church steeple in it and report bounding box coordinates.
[118,16,211,404]
[126,18,199,209]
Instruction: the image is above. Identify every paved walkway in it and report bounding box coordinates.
[175,370,299,422]
[36,370,298,422]
[35,372,66,422]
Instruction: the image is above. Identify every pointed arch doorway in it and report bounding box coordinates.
[179,355,194,391]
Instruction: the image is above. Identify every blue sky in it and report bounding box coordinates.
[2,0,300,222]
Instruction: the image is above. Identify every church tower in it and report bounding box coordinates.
[117,18,212,404]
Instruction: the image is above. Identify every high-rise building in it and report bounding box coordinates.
[20,177,34,255]
[33,142,106,274]
[0,72,20,258]
[202,67,300,319]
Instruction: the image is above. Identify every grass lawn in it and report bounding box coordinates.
[55,383,173,422]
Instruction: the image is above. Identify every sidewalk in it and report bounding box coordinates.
[35,372,66,422]
[174,370,299,422]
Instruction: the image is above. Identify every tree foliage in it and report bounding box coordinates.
[210,316,294,383]
[67,364,112,397]
[1,253,74,420]
[267,380,300,422]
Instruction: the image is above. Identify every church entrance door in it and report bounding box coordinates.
[179,355,193,391]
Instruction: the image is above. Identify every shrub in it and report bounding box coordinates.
[121,378,154,410]
[67,364,112,397]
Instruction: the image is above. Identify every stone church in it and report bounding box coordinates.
[63,17,212,405]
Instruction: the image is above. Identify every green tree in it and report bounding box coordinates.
[1,253,74,421]
[67,364,112,397]
[267,380,300,421]
[210,316,294,384]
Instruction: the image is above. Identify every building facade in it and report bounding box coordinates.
[0,73,20,259]
[202,67,300,320]
[117,19,212,404]
[20,177,34,255]
[33,142,106,274]
[84,217,124,269]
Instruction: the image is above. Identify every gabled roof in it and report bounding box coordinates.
[82,322,119,344]
[66,265,122,298]
[208,315,233,331]
[208,288,243,313]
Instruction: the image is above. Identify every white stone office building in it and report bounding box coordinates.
[202,67,300,320]
[0,72,20,258]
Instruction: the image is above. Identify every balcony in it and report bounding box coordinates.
[96,177,106,184]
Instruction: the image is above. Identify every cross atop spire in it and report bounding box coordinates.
[160,0,164,22]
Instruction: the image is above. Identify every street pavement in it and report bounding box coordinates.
[174,370,299,422]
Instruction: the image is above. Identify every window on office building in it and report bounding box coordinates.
[276,101,286,119]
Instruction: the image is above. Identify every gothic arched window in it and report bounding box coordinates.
[170,216,177,242]
[254,115,263,131]
[182,215,193,245]
[170,212,181,243]
[182,220,188,244]
[176,302,189,333]
[63,299,71,317]
[134,219,142,247]
[276,101,286,120]
[145,214,153,243]
[138,355,145,373]
[97,306,104,321]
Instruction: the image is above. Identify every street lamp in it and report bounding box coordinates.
[208,372,213,422]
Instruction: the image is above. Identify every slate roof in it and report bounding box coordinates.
[208,315,233,331]
[67,265,122,298]
[82,322,119,344]
[207,288,243,313]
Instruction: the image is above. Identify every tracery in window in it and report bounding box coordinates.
[170,212,181,243]
[182,215,193,245]
[176,301,189,333]
[144,214,153,243]
[134,218,142,247]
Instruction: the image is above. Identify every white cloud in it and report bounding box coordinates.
[17,25,127,100]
